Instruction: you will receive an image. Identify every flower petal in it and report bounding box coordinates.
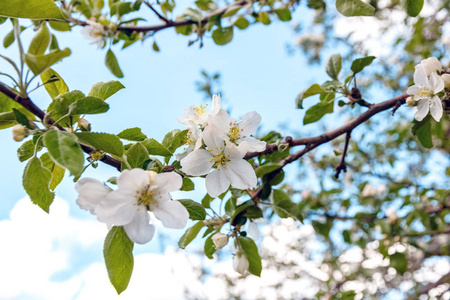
[154,172,183,193]
[152,201,189,229]
[117,169,149,192]
[123,209,155,244]
[238,136,267,152]
[415,98,429,121]
[181,149,214,176]
[239,111,262,136]
[205,169,231,198]
[75,178,110,213]
[95,190,137,226]
[406,85,419,98]
[421,57,442,76]
[202,126,225,153]
[414,65,429,88]
[223,159,257,190]
[429,72,445,94]
[210,94,222,116]
[209,109,232,136]
[430,96,443,122]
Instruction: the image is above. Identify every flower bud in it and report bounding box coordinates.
[78,118,91,131]
[420,57,442,76]
[441,74,450,89]
[212,233,228,249]
[233,251,249,275]
[12,124,29,141]
[90,150,105,161]
[405,96,415,107]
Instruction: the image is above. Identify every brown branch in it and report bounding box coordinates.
[334,131,351,178]
[0,82,122,171]
[144,1,172,24]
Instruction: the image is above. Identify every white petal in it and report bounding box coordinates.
[406,85,420,98]
[421,57,442,76]
[95,190,137,226]
[223,159,257,190]
[152,201,189,229]
[181,149,214,176]
[205,170,231,198]
[233,253,249,275]
[430,96,443,122]
[209,109,232,136]
[75,178,110,212]
[239,111,262,136]
[224,141,249,159]
[210,94,222,116]
[429,72,445,93]
[117,169,149,192]
[414,65,429,87]
[202,126,225,153]
[415,98,430,121]
[239,137,267,152]
[247,221,259,240]
[123,209,155,244]
[153,172,183,193]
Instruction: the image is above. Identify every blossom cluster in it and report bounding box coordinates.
[179,95,266,197]
[406,57,449,122]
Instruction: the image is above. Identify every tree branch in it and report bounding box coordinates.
[334,131,351,178]
[144,1,172,24]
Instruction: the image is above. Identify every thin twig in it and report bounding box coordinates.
[334,131,351,178]
[144,1,172,24]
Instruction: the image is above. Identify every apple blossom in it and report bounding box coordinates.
[75,178,111,213]
[12,124,29,141]
[177,94,221,127]
[176,121,202,160]
[212,233,229,249]
[419,57,442,76]
[233,251,250,275]
[81,20,106,48]
[441,74,450,89]
[180,127,257,198]
[406,65,444,122]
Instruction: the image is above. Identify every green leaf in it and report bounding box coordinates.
[244,206,263,219]
[17,139,38,162]
[178,199,206,220]
[201,193,213,209]
[3,26,26,48]
[117,127,147,141]
[231,200,254,224]
[13,108,29,127]
[123,142,148,169]
[88,80,125,100]
[152,41,160,52]
[178,221,205,249]
[22,157,55,213]
[48,20,71,31]
[162,129,188,154]
[180,177,195,191]
[24,48,71,76]
[204,234,215,259]
[47,90,84,125]
[390,252,408,275]
[296,84,325,109]
[336,0,375,16]
[68,97,109,115]
[182,8,203,22]
[303,93,334,125]
[40,68,69,99]
[350,56,376,74]
[273,7,291,21]
[105,49,124,78]
[75,132,124,157]
[103,226,134,295]
[233,16,249,30]
[222,5,241,17]
[411,116,433,148]
[0,0,66,20]
[271,189,303,221]
[259,11,271,25]
[0,111,17,129]
[142,138,172,156]
[44,130,84,177]
[174,23,193,35]
[212,27,233,46]
[255,163,281,177]
[237,237,262,276]
[40,152,65,191]
[28,22,51,55]
[405,0,424,17]
[325,54,342,80]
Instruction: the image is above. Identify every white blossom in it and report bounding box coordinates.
[176,122,202,160]
[81,20,106,48]
[441,74,450,89]
[233,251,249,275]
[12,124,29,142]
[419,57,442,76]
[177,94,221,127]
[212,233,228,249]
[406,65,444,122]
[209,109,266,152]
[180,127,257,198]
[75,178,111,214]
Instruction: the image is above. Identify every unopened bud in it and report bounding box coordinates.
[78,118,91,131]
[441,74,450,89]
[406,96,416,107]
[12,124,29,141]
[212,233,228,249]
[90,150,105,161]
[420,57,442,76]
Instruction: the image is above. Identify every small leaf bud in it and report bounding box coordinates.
[90,150,105,161]
[12,124,29,141]
[212,233,228,249]
[405,96,415,107]
[441,74,450,89]
[78,118,91,132]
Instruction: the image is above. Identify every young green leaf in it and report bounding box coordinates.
[40,152,65,191]
[325,54,342,80]
[24,48,71,75]
[105,49,124,78]
[180,177,195,191]
[17,139,39,162]
[336,0,375,16]
[22,156,55,213]
[3,26,26,48]
[75,132,124,157]
[178,221,205,249]
[123,142,148,169]
[411,116,433,148]
[350,56,376,74]
[40,68,69,99]
[142,138,172,156]
[28,22,51,55]
[233,16,250,30]
[255,163,282,177]
[44,130,84,177]
[88,80,125,100]
[117,127,147,141]
[204,234,216,259]
[296,84,326,109]
[0,0,66,20]
[273,7,292,21]
[271,189,303,222]
[103,226,134,295]
[68,97,110,115]
[237,236,262,276]
[178,199,206,220]
[405,0,424,17]
[162,129,188,154]
[303,93,334,125]
[212,27,233,46]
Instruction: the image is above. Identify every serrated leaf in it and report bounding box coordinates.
[237,237,262,276]
[68,97,109,115]
[75,132,124,157]
[47,90,84,125]
[411,116,433,148]
[17,139,38,162]
[22,157,55,213]
[336,0,375,16]
[40,152,65,191]
[271,189,303,221]
[40,68,69,99]
[28,22,51,55]
[24,48,71,76]
[350,56,376,74]
[180,177,195,191]
[0,0,66,20]
[162,129,188,154]
[178,221,205,249]
[204,234,215,259]
[255,163,281,177]
[212,27,233,46]
[44,130,84,177]
[105,49,124,78]
[303,93,334,125]
[123,142,148,169]
[117,127,147,141]
[88,80,125,100]
[142,138,172,156]
[325,54,342,80]
[104,226,134,295]
[405,0,423,17]
[178,199,206,220]
[296,84,325,109]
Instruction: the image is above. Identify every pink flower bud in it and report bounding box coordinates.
[12,124,29,142]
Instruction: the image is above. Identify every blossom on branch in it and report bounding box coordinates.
[81,20,106,48]
[177,94,221,127]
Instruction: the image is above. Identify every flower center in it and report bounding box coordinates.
[193,104,208,116]
[228,122,243,142]
[136,187,155,206]
[186,129,196,145]
[209,148,230,170]
[417,86,433,98]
